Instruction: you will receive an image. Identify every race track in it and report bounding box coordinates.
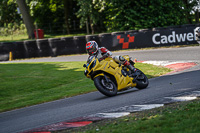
[0,46,200,133]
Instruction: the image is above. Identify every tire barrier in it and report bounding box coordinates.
[86,35,101,47]
[181,24,196,28]
[125,30,138,34]
[152,27,168,31]
[24,40,39,58]
[61,37,77,55]
[112,31,126,50]
[152,26,197,46]
[196,23,200,27]
[0,24,199,61]
[167,25,181,30]
[36,39,52,57]
[0,42,10,61]
[48,38,59,57]
[0,41,26,61]
[99,33,113,50]
[14,41,26,59]
[139,29,152,33]
[50,38,68,56]
[73,36,86,54]
[48,38,65,57]
[114,31,144,50]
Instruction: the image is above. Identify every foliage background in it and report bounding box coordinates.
[0,0,199,37]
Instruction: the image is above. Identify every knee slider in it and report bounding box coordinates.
[119,56,125,62]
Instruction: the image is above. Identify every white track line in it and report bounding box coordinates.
[142,61,192,66]
[89,112,130,118]
[165,96,197,101]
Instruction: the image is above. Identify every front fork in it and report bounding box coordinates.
[94,73,109,83]
[103,74,110,83]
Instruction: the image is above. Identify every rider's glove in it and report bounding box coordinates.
[99,53,108,61]
[103,52,109,58]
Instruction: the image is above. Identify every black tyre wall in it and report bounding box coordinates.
[99,33,113,50]
[0,24,199,61]
[112,31,126,50]
[14,41,26,59]
[86,35,101,47]
[0,42,9,61]
[125,30,138,34]
[61,37,78,55]
[48,38,61,57]
[24,40,39,58]
[0,41,26,61]
[113,31,139,50]
[73,36,86,54]
[36,39,52,57]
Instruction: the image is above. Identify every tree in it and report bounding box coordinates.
[16,0,35,39]
[182,0,200,24]
[182,0,193,24]
[0,0,21,26]
[77,0,103,34]
[2,0,199,37]
[192,0,200,23]
[94,0,196,32]
[195,10,199,23]
[63,0,73,34]
[29,0,66,34]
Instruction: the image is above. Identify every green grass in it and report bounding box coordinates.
[75,99,200,133]
[0,34,30,42]
[0,33,86,42]
[44,33,86,38]
[0,62,171,112]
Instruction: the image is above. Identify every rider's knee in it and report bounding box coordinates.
[113,55,126,64]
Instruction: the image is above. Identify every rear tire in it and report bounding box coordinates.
[94,76,117,97]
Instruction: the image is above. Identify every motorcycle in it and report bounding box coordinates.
[83,55,149,97]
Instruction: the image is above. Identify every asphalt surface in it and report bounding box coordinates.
[0,46,200,133]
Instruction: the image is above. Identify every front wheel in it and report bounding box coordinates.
[135,69,149,89]
[94,76,117,97]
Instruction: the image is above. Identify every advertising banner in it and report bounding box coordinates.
[112,26,199,50]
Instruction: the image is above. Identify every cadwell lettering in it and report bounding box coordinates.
[152,31,194,44]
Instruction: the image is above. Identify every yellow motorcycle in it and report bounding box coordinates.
[83,55,149,97]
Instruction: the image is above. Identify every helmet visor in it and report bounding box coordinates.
[86,47,97,55]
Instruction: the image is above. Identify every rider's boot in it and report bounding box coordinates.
[124,60,137,83]
[123,60,136,73]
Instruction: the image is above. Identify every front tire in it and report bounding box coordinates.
[94,76,117,97]
[135,69,149,89]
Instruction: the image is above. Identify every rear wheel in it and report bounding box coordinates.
[135,69,149,89]
[94,76,117,97]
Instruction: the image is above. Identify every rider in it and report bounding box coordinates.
[86,40,136,72]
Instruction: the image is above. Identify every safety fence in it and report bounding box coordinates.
[0,24,200,61]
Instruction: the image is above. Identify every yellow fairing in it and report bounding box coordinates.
[123,55,130,61]
[93,73,104,79]
[95,57,136,91]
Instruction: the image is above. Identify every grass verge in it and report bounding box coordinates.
[65,99,200,133]
[0,33,86,42]
[0,62,171,112]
